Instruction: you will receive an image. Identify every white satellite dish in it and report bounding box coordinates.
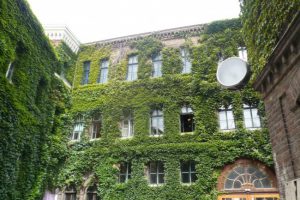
[216,57,249,89]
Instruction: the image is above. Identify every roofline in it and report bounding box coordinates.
[83,23,207,47]
[44,25,81,45]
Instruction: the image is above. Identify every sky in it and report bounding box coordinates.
[26,0,241,43]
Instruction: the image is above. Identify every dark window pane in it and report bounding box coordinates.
[181,173,190,183]
[157,162,164,173]
[190,161,196,172]
[158,174,164,184]
[180,114,194,132]
[150,174,157,184]
[227,171,239,179]
[181,161,190,172]
[233,181,242,188]
[191,172,197,182]
[225,179,234,189]
[119,175,126,183]
[150,162,157,173]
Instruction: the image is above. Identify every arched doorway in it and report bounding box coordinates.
[217,159,279,200]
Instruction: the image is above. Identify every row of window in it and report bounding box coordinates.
[64,160,195,200]
[118,160,197,185]
[71,104,261,141]
[81,48,192,85]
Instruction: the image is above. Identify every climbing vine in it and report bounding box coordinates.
[240,0,300,79]
[59,18,273,200]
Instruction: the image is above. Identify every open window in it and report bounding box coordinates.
[180,105,195,133]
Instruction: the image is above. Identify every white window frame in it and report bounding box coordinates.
[126,55,138,81]
[243,104,261,129]
[98,59,109,83]
[86,185,99,200]
[180,48,192,74]
[148,161,164,186]
[6,62,15,83]
[64,186,76,200]
[82,61,90,85]
[180,160,197,184]
[150,109,164,136]
[121,114,134,138]
[71,116,84,141]
[90,115,101,140]
[218,105,235,130]
[152,53,162,77]
[118,162,131,183]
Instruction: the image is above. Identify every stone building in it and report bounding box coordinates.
[254,12,300,200]
[45,25,81,53]
[48,20,280,200]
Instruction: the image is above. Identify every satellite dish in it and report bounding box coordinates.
[216,57,250,89]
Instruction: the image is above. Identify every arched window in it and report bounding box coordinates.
[65,185,76,200]
[86,184,100,200]
[225,165,272,189]
[218,159,279,200]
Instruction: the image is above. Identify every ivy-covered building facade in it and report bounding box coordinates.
[49,19,280,200]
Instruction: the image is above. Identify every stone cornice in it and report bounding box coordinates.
[83,24,206,48]
[254,11,300,97]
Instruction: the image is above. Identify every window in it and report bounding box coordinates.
[148,161,164,185]
[71,116,84,141]
[180,105,195,133]
[224,166,272,190]
[181,161,197,184]
[181,48,192,74]
[6,62,15,83]
[118,162,131,183]
[121,113,134,138]
[86,185,100,200]
[219,105,235,130]
[82,61,91,85]
[152,53,162,77]
[65,185,76,200]
[90,114,101,139]
[98,59,109,83]
[243,104,261,129]
[126,55,138,81]
[150,109,164,136]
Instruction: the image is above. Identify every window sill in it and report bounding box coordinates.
[180,131,194,135]
[89,138,101,141]
[180,182,195,186]
[245,127,261,131]
[148,183,164,187]
[120,136,133,140]
[220,129,236,132]
[149,134,164,137]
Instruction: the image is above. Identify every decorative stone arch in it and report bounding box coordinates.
[217,159,279,200]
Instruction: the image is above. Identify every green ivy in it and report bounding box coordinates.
[240,0,300,79]
[0,0,71,199]
[59,18,273,200]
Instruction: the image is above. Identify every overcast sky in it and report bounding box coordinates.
[27,0,241,43]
